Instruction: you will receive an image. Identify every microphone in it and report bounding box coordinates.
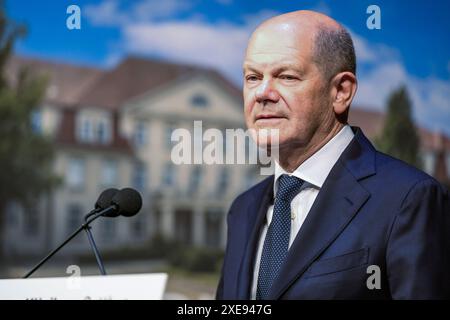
[83,188,142,275]
[111,187,142,217]
[84,188,119,220]
[97,188,120,210]
[23,188,143,278]
[84,187,142,219]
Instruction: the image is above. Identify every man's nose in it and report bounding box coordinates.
[255,79,280,104]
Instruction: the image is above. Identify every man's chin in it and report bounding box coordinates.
[250,128,282,149]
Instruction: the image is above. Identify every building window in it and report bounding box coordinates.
[66,204,82,235]
[166,122,177,150]
[67,157,85,190]
[189,166,202,194]
[131,215,145,239]
[190,93,209,108]
[24,206,39,237]
[163,163,175,187]
[206,208,222,248]
[79,118,94,143]
[101,159,118,187]
[133,163,147,192]
[96,119,111,144]
[217,168,228,196]
[30,110,42,134]
[174,209,193,244]
[194,124,204,151]
[134,121,147,147]
[77,115,111,144]
[101,219,116,241]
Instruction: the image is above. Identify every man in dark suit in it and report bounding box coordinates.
[216,10,449,299]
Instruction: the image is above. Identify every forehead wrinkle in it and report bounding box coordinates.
[243,62,305,74]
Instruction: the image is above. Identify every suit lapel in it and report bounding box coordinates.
[236,176,274,299]
[268,128,376,299]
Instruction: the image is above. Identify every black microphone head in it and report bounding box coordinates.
[95,188,120,210]
[111,188,142,217]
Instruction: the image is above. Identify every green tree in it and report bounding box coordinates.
[0,6,59,248]
[375,85,422,168]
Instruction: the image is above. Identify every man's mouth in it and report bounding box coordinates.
[255,114,286,123]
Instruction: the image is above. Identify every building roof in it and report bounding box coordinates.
[6,55,133,154]
[77,55,242,110]
[6,55,104,108]
[349,106,450,153]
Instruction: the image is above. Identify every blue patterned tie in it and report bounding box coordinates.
[256,174,304,299]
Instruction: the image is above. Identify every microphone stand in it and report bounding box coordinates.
[83,215,107,275]
[23,205,116,278]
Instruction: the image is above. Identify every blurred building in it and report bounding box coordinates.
[348,108,450,186]
[2,55,450,259]
[3,55,259,258]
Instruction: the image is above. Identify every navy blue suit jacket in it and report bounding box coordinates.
[216,128,450,299]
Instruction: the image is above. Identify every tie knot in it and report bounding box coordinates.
[276,174,304,203]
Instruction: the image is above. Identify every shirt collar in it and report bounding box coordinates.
[274,125,354,194]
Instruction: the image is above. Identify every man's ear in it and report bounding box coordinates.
[330,71,357,117]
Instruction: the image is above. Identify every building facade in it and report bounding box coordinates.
[3,56,258,258]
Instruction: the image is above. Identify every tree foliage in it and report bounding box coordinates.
[0,5,59,236]
[375,85,422,168]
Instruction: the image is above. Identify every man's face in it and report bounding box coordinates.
[243,24,331,149]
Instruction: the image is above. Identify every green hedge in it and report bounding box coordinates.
[168,246,224,273]
[77,234,224,273]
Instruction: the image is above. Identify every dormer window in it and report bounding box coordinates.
[96,119,111,144]
[79,118,94,142]
[190,93,209,108]
[76,111,112,144]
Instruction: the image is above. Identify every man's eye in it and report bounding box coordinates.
[279,75,298,81]
[245,75,260,82]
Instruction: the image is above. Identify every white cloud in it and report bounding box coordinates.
[351,32,378,63]
[86,1,280,84]
[84,0,193,27]
[119,9,284,84]
[104,50,123,67]
[348,28,400,64]
[354,62,408,110]
[122,21,252,84]
[242,10,280,30]
[131,0,193,21]
[309,1,332,16]
[84,0,127,26]
[409,76,450,134]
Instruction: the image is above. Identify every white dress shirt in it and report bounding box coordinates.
[250,125,355,299]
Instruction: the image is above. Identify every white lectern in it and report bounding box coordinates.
[0,273,168,300]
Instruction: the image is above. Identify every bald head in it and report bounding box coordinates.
[256,10,342,32]
[248,10,356,81]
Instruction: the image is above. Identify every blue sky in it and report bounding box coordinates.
[6,0,450,135]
